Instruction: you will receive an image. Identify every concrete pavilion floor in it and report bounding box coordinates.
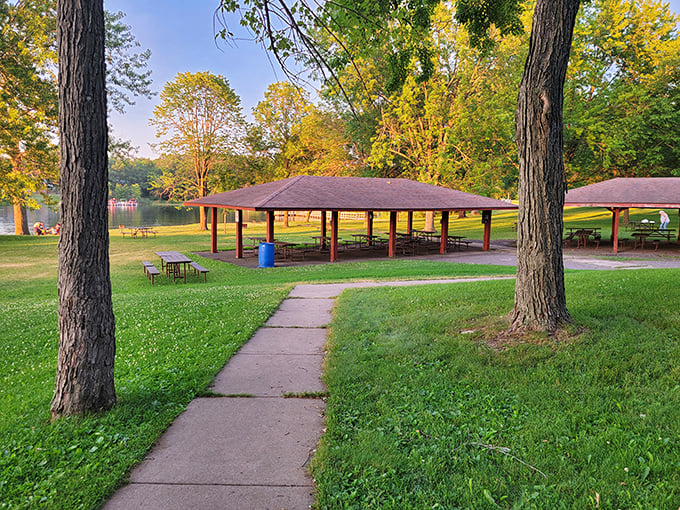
[198,238,680,270]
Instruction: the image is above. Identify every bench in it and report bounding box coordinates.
[189,261,209,282]
[142,261,160,284]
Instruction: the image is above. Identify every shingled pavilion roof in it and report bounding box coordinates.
[564,177,680,208]
[184,175,517,212]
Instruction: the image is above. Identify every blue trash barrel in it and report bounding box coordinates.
[258,242,275,268]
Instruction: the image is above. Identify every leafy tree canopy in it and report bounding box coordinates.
[150,71,245,228]
[0,1,152,232]
[564,0,680,184]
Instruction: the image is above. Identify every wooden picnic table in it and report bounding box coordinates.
[155,251,192,283]
[447,235,471,250]
[132,226,157,238]
[632,228,676,249]
[311,235,330,250]
[351,233,384,249]
[273,241,296,260]
[245,236,268,256]
[565,226,601,234]
[627,220,656,232]
[564,227,601,247]
[412,230,438,242]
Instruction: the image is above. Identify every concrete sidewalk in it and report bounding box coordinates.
[104,290,334,510]
[104,277,514,510]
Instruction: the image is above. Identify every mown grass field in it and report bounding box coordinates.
[0,219,514,509]
[315,271,680,508]
[1,207,678,509]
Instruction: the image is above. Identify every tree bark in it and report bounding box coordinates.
[51,0,116,418]
[199,206,207,230]
[511,0,580,333]
[13,202,29,235]
[424,211,435,232]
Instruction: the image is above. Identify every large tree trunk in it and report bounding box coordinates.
[13,201,29,235]
[199,206,208,230]
[51,0,116,418]
[424,211,435,232]
[510,0,580,334]
[10,152,30,235]
[198,176,208,230]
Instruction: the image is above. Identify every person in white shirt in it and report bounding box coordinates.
[659,210,670,231]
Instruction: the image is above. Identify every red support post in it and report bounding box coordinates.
[266,211,275,242]
[612,208,621,254]
[366,211,374,239]
[407,211,413,235]
[440,211,449,254]
[210,207,218,253]
[330,211,339,262]
[321,211,327,249]
[483,210,491,251]
[235,209,243,258]
[389,211,397,257]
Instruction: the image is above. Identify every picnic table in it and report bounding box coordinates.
[632,228,676,250]
[626,220,656,232]
[412,230,438,243]
[311,235,330,250]
[447,235,470,250]
[246,236,268,256]
[273,241,296,260]
[120,225,157,238]
[565,227,601,248]
[351,233,384,249]
[132,226,157,238]
[155,251,192,283]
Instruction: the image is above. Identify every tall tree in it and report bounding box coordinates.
[252,82,360,180]
[507,0,580,332]
[283,107,361,176]
[104,10,153,115]
[366,6,524,197]
[150,71,244,230]
[253,82,309,159]
[51,0,116,418]
[564,0,680,185]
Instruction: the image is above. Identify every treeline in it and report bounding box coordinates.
[1,2,153,233]
[4,0,680,232]
[124,0,679,210]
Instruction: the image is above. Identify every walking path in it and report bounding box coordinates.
[104,276,514,510]
[104,248,680,509]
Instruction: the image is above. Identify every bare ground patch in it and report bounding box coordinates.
[458,314,586,352]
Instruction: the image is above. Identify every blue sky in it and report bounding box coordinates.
[105,0,284,158]
[104,0,680,159]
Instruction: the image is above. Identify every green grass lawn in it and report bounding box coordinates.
[0,224,514,509]
[1,210,677,509]
[315,270,680,508]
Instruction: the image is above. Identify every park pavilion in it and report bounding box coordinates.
[564,177,680,253]
[184,175,517,262]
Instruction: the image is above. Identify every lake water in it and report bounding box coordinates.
[0,203,267,235]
